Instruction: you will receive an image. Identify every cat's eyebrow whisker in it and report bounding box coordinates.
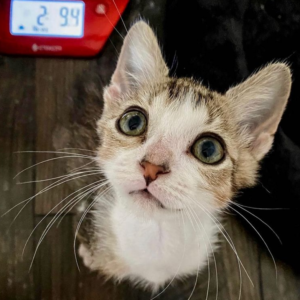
[73,186,113,271]
[111,0,128,33]
[103,12,124,40]
[257,180,271,194]
[27,180,108,270]
[23,180,108,259]
[108,38,121,55]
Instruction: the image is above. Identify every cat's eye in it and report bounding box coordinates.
[118,110,147,136]
[192,136,225,164]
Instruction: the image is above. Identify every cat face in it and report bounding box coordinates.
[96,21,291,217]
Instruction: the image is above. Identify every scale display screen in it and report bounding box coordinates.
[10,0,85,38]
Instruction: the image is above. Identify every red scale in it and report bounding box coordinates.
[0,0,129,56]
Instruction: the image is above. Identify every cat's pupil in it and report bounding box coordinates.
[128,116,141,131]
[201,141,216,158]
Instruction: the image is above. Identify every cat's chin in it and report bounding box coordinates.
[129,189,166,210]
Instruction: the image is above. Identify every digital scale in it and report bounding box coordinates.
[0,0,129,56]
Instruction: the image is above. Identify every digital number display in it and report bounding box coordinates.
[10,0,85,38]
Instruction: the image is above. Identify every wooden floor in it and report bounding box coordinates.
[1,2,300,300]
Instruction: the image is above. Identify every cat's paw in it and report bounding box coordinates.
[78,244,97,270]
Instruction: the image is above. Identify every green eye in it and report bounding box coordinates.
[192,136,225,164]
[118,110,147,136]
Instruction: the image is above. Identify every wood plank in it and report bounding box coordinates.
[0,57,36,300]
[34,215,78,300]
[34,58,94,215]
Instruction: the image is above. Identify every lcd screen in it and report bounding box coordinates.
[10,0,85,38]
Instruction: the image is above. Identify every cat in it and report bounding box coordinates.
[58,21,291,291]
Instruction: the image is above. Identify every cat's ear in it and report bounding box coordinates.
[104,21,169,101]
[226,63,292,160]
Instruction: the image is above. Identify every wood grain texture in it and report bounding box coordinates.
[0,57,36,300]
[34,58,93,215]
[0,0,300,298]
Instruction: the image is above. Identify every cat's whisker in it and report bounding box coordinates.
[184,206,206,300]
[228,205,278,280]
[191,204,243,300]
[48,182,106,235]
[257,180,271,194]
[73,186,113,271]
[103,12,124,39]
[56,147,98,154]
[23,179,108,259]
[185,197,247,298]
[229,201,282,244]
[6,171,104,228]
[162,188,219,299]
[196,184,279,283]
[17,169,103,184]
[167,183,223,213]
[150,209,187,300]
[69,160,99,174]
[234,203,288,211]
[162,184,221,299]
[208,193,281,271]
[15,150,97,156]
[28,180,108,271]
[168,196,208,300]
[2,169,103,218]
[111,0,128,33]
[108,38,121,55]
[185,200,219,300]
[204,191,283,244]
[56,181,108,226]
[14,153,97,179]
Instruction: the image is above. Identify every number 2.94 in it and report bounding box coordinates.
[60,7,80,26]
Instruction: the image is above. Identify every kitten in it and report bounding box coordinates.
[69,21,291,290]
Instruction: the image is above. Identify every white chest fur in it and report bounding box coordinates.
[111,200,218,288]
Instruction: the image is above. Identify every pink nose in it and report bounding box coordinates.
[140,161,167,185]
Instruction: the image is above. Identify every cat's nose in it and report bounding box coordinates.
[140,161,168,185]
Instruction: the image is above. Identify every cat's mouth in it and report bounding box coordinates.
[129,189,165,209]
